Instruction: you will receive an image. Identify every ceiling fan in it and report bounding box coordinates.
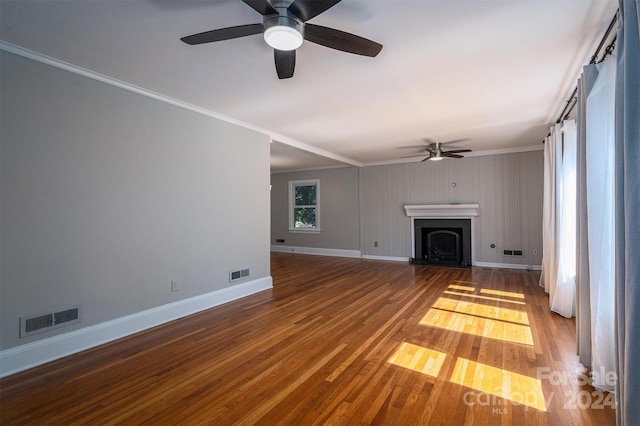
[180,0,383,79]
[401,139,472,162]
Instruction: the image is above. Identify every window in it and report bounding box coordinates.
[289,179,320,232]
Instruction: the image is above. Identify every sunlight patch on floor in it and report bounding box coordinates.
[450,358,547,411]
[420,309,533,345]
[448,284,476,292]
[433,297,529,325]
[443,290,526,306]
[387,342,447,377]
[480,288,525,299]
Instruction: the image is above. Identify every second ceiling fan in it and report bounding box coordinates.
[402,139,472,162]
[180,0,383,79]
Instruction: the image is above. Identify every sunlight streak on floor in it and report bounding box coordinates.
[420,309,533,345]
[433,297,529,325]
[443,291,526,306]
[480,289,525,299]
[387,342,447,377]
[448,284,476,292]
[450,358,547,411]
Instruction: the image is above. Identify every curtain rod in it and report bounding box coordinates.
[542,10,619,143]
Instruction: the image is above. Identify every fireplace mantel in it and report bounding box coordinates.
[404,204,479,218]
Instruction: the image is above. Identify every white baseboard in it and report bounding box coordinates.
[474,261,542,271]
[271,245,362,258]
[270,246,540,271]
[361,255,410,262]
[0,276,273,378]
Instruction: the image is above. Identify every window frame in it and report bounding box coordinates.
[288,179,321,233]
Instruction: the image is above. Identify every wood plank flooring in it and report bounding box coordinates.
[0,253,616,425]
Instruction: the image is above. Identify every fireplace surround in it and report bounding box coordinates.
[404,204,478,267]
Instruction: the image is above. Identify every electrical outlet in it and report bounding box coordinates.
[171,280,179,292]
[533,249,539,256]
[374,241,378,247]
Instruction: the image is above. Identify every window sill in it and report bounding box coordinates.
[288,229,321,234]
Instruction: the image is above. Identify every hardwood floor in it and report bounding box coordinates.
[0,253,615,425]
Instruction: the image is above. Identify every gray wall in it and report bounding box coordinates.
[270,167,360,250]
[359,151,544,265]
[0,51,271,350]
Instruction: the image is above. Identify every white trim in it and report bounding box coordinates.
[407,204,479,266]
[0,277,273,378]
[288,179,321,232]
[404,204,479,218]
[0,41,363,168]
[271,165,351,174]
[361,255,410,262]
[474,261,542,271]
[271,245,362,258]
[270,138,361,168]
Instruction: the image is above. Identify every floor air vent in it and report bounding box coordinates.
[229,268,250,282]
[20,307,80,338]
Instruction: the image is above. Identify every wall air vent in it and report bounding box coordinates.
[20,306,80,338]
[229,268,250,283]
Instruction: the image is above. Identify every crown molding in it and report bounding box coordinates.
[0,41,362,167]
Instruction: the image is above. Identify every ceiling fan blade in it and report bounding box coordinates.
[288,0,342,22]
[396,145,427,150]
[440,138,470,145]
[442,153,464,158]
[421,156,431,162]
[304,24,382,57]
[275,49,296,79]
[241,0,277,16]
[444,149,472,154]
[181,24,263,45]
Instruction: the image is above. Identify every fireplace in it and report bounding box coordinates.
[413,219,471,266]
[404,204,478,268]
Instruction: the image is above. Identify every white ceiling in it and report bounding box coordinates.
[1,0,617,172]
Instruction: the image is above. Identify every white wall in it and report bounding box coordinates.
[0,51,271,351]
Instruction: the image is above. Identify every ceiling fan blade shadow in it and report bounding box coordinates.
[288,0,342,22]
[275,49,296,79]
[242,0,277,16]
[181,24,263,45]
[304,24,382,57]
[442,153,464,158]
[445,149,472,154]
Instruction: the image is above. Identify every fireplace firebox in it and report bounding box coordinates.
[413,219,471,267]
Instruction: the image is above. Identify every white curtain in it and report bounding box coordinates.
[540,121,577,318]
[540,124,560,299]
[551,120,577,318]
[585,52,617,392]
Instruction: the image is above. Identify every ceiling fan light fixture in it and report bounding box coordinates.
[264,25,303,51]
[429,156,444,161]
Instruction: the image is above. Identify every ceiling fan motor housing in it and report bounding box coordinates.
[263,13,304,50]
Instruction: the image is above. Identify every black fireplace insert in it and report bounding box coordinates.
[413,219,471,267]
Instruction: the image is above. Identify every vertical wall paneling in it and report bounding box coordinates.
[359,151,543,265]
